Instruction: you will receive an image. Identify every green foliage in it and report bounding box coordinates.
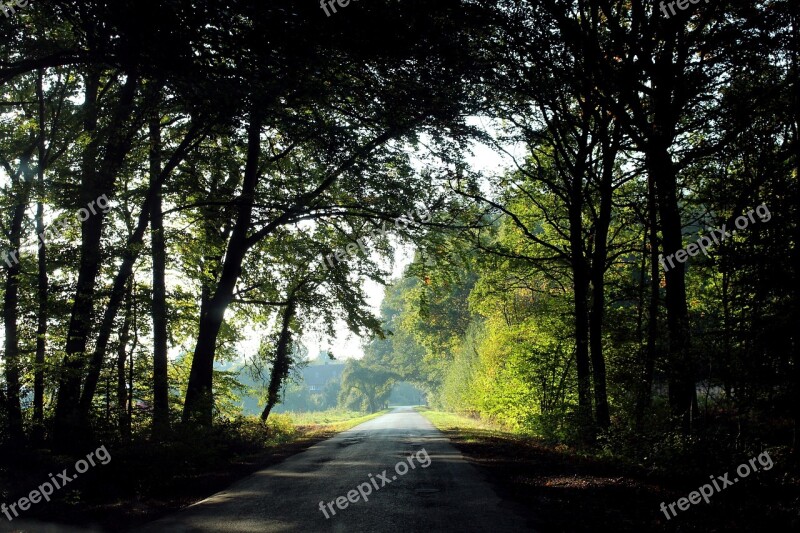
[438,321,482,413]
[0,0,795,489]
[338,359,398,413]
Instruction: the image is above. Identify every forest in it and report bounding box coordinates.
[0,1,797,531]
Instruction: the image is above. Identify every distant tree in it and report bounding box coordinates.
[339,360,398,414]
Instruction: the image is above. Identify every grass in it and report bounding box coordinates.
[287,409,387,430]
[416,408,507,434]
[416,407,517,445]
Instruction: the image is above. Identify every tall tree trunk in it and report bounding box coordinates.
[54,71,139,447]
[721,267,732,400]
[649,142,696,431]
[636,175,660,430]
[150,113,170,436]
[588,273,610,430]
[77,122,203,420]
[183,112,264,425]
[643,29,697,432]
[588,130,615,430]
[569,195,594,434]
[368,394,377,414]
[53,69,100,442]
[117,285,133,442]
[33,70,49,436]
[128,288,138,439]
[2,159,34,443]
[260,297,297,422]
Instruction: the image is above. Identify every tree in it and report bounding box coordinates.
[340,360,397,414]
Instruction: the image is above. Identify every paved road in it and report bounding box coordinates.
[1,408,531,532]
[142,407,530,532]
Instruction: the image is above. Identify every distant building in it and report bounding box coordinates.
[303,351,344,393]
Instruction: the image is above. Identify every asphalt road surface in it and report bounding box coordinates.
[142,406,530,532]
[2,407,531,532]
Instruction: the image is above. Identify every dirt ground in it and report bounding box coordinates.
[436,428,798,533]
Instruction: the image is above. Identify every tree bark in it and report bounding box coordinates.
[260,297,297,422]
[588,129,615,430]
[77,121,203,420]
[649,141,696,431]
[150,112,170,436]
[2,158,34,443]
[636,175,660,430]
[54,70,101,438]
[54,71,139,447]
[183,112,264,425]
[33,70,49,436]
[568,186,594,434]
[117,285,133,442]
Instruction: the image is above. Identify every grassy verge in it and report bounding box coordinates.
[289,409,387,434]
[417,408,797,533]
[416,408,508,436]
[0,409,387,531]
[287,409,388,442]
